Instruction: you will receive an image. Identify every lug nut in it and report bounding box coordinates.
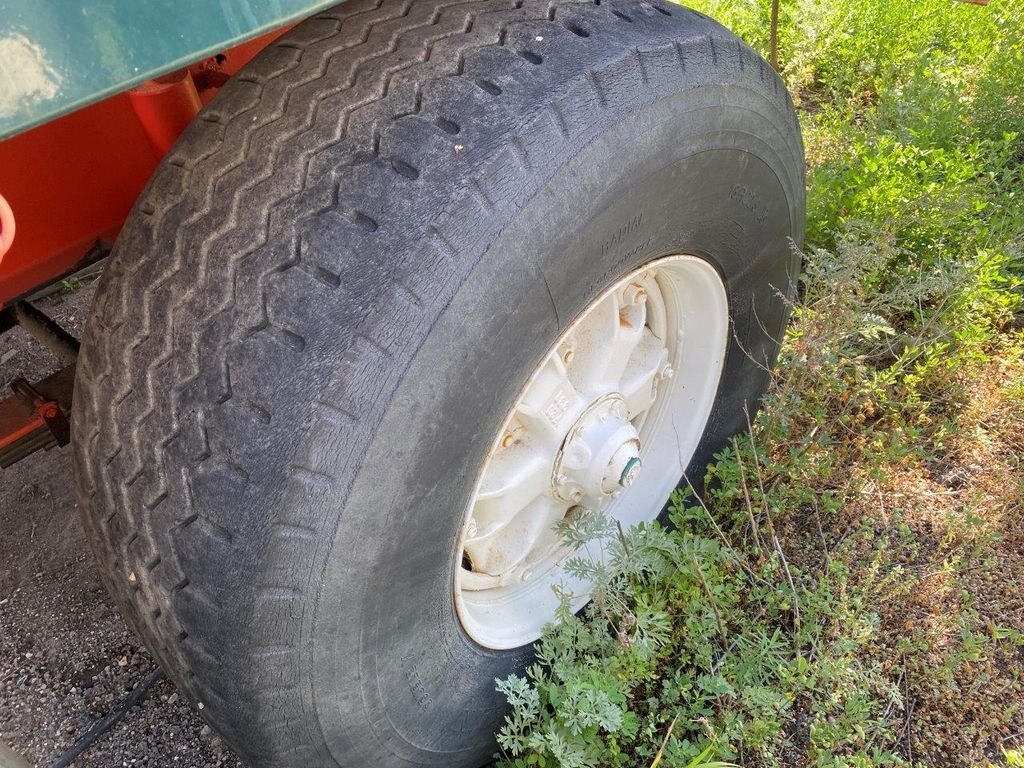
[564,505,585,521]
[623,284,647,306]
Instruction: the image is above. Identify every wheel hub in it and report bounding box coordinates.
[552,395,642,503]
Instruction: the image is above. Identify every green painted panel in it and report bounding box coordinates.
[0,0,341,139]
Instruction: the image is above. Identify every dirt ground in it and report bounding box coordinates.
[0,281,244,767]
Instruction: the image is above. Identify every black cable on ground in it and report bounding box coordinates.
[48,666,163,768]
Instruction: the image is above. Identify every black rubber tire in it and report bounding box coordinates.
[72,1,804,766]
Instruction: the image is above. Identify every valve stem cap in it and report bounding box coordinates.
[619,456,642,488]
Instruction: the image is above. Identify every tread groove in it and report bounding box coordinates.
[352,210,380,232]
[433,116,461,134]
[473,78,502,95]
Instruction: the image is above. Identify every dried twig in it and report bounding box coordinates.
[770,0,781,70]
[732,436,766,554]
[744,405,802,653]
[649,715,679,768]
[902,654,915,763]
[691,554,728,644]
[615,519,632,557]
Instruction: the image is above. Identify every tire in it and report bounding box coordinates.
[72,0,804,766]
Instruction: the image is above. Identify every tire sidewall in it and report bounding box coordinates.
[307,84,801,765]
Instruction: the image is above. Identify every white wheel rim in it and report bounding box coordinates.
[454,255,729,649]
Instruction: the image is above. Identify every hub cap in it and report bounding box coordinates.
[454,255,729,649]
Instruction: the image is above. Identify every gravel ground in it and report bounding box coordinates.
[0,281,245,767]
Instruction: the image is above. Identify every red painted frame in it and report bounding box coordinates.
[0,29,290,309]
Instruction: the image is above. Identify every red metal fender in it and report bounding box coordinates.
[127,70,204,158]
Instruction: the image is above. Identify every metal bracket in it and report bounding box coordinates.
[11,300,80,364]
[11,378,71,446]
[0,366,75,468]
[0,299,79,467]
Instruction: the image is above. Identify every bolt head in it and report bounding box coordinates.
[623,284,647,306]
